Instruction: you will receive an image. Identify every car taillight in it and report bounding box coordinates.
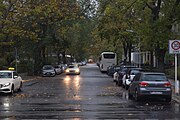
[139,82,148,87]
[164,82,171,87]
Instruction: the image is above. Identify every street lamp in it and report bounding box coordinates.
[126,29,141,67]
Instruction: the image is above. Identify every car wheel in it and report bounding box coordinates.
[128,92,133,100]
[18,82,23,92]
[125,84,129,90]
[117,80,122,86]
[165,96,171,102]
[135,90,140,101]
[11,85,14,95]
[122,84,125,88]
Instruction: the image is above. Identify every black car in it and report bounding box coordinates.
[107,65,121,77]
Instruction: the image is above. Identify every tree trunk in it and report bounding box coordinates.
[34,47,43,75]
[150,51,154,69]
[155,44,166,72]
[123,40,128,64]
[128,42,132,65]
[62,51,67,64]
[57,51,61,65]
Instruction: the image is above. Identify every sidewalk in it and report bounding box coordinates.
[170,79,180,103]
[20,73,39,82]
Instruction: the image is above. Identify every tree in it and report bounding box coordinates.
[93,0,142,64]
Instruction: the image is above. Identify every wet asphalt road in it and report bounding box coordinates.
[0,64,180,120]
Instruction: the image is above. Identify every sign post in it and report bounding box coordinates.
[169,40,180,95]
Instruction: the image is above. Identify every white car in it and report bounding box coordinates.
[122,68,142,90]
[0,70,22,94]
[113,72,119,82]
[65,65,80,75]
[122,74,132,90]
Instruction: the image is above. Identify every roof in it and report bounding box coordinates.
[101,52,115,54]
[141,72,165,75]
[0,70,14,72]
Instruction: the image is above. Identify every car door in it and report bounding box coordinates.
[129,73,141,95]
[13,72,21,90]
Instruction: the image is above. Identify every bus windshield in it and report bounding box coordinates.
[103,54,115,59]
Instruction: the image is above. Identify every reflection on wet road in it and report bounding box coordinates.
[0,64,180,119]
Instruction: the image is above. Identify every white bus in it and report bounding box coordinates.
[98,52,117,72]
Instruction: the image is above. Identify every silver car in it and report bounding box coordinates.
[128,72,172,102]
[41,65,56,77]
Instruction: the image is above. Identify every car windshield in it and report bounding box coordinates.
[54,66,59,68]
[69,65,75,68]
[43,66,53,70]
[0,72,12,78]
[115,66,121,70]
[143,74,167,81]
[103,54,115,59]
[130,70,141,75]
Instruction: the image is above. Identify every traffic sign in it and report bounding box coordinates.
[169,40,180,54]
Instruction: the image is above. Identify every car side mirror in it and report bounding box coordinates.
[14,76,18,79]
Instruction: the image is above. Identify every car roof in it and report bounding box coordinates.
[129,68,143,70]
[141,72,165,75]
[69,65,77,67]
[0,70,14,72]
[43,65,53,66]
[121,65,138,68]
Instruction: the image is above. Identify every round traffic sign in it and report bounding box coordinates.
[171,41,180,50]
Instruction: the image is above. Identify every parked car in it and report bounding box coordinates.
[128,72,172,102]
[115,65,138,86]
[41,65,56,77]
[107,65,121,77]
[60,64,68,72]
[65,65,80,75]
[81,61,87,66]
[113,66,122,81]
[54,65,62,75]
[122,68,143,90]
[0,70,22,94]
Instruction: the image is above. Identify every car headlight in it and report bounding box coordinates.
[66,69,70,73]
[75,69,80,73]
[3,83,11,87]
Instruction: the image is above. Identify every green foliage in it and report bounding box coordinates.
[0,0,97,73]
[93,0,180,70]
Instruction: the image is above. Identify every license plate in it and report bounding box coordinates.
[150,92,162,95]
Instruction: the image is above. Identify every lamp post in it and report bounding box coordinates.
[126,29,141,67]
[15,47,18,72]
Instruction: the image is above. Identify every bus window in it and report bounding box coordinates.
[103,54,115,59]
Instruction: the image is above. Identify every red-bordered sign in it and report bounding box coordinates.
[169,40,180,54]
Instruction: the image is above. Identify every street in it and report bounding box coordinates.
[0,64,180,119]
